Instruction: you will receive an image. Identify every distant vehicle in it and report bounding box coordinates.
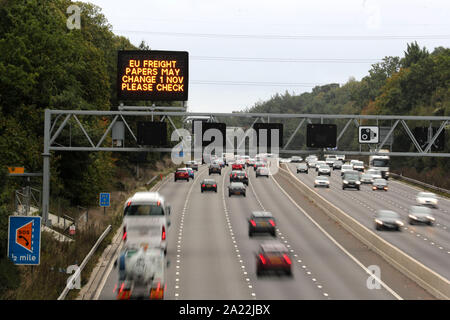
[307,160,317,169]
[256,167,270,178]
[174,168,189,182]
[186,167,194,180]
[342,171,361,190]
[317,164,331,176]
[123,192,171,255]
[352,161,365,172]
[228,182,246,197]
[254,161,266,171]
[340,164,354,176]
[201,179,217,193]
[335,155,345,161]
[314,176,330,188]
[115,247,167,300]
[209,163,221,175]
[247,158,256,168]
[232,161,244,170]
[290,156,302,163]
[366,169,382,180]
[372,178,388,191]
[315,161,327,172]
[306,155,318,164]
[369,150,390,180]
[186,160,199,171]
[408,206,435,226]
[360,173,374,184]
[256,241,292,277]
[248,211,276,237]
[230,170,249,185]
[374,210,403,231]
[332,160,343,170]
[296,163,308,174]
[325,157,336,167]
[416,192,438,208]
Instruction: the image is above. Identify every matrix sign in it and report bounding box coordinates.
[117,50,189,101]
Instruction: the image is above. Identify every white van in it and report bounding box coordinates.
[123,192,171,254]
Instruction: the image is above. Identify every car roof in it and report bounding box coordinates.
[260,241,288,253]
[251,211,273,218]
[202,179,216,183]
[409,205,431,214]
[377,210,399,217]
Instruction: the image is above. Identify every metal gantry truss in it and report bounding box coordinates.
[41,107,450,225]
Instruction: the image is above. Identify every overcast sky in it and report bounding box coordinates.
[82,0,450,113]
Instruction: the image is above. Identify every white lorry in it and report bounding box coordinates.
[369,149,390,180]
[115,247,167,300]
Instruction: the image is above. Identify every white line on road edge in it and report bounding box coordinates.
[272,164,403,300]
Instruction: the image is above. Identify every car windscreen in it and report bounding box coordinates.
[418,192,436,198]
[378,211,398,219]
[372,159,389,167]
[344,173,359,180]
[125,204,164,216]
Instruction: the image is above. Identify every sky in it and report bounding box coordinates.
[82,0,450,113]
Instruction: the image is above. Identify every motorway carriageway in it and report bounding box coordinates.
[96,163,436,300]
[285,163,450,281]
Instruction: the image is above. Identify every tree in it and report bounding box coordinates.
[401,41,429,68]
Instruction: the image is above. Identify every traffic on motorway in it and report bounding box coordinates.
[99,152,448,300]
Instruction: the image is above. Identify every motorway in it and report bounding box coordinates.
[285,163,450,280]
[96,162,440,300]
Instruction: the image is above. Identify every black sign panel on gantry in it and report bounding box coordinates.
[137,122,168,147]
[117,50,189,101]
[306,124,337,148]
[201,123,227,148]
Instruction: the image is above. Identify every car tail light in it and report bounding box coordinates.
[162,225,166,241]
[213,184,216,187]
[230,174,232,177]
[245,173,248,178]
[122,226,127,241]
[127,201,132,207]
[283,254,292,265]
[250,220,256,227]
[234,174,237,178]
[269,219,275,227]
[259,254,267,265]
[372,186,376,190]
[202,184,206,187]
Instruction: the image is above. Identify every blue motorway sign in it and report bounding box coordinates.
[99,192,110,207]
[8,216,41,265]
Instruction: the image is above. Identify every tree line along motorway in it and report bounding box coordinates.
[96,163,437,300]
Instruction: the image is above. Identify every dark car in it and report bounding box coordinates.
[332,160,343,170]
[296,163,308,174]
[209,163,221,175]
[201,179,217,193]
[374,210,404,231]
[372,178,388,191]
[230,170,248,185]
[228,182,246,197]
[249,211,276,237]
[256,241,292,277]
[342,171,361,190]
[174,168,189,182]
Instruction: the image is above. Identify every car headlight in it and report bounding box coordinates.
[426,216,435,221]
[356,181,361,184]
[408,214,417,220]
[343,180,348,184]
[395,220,404,226]
[385,172,390,176]
[375,219,383,225]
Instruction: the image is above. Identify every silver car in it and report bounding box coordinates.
[374,210,404,231]
[416,192,438,208]
[408,206,435,226]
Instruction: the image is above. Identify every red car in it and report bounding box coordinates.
[256,241,292,277]
[174,168,189,182]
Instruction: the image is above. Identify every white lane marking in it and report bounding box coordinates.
[273,165,403,300]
